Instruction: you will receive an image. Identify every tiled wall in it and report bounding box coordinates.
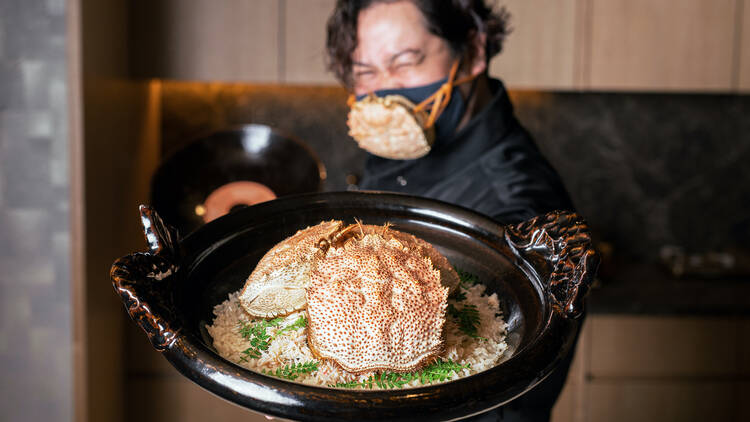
[0,0,72,421]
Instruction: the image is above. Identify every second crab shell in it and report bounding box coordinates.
[347,94,435,160]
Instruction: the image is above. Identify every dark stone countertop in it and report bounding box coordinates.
[587,261,750,316]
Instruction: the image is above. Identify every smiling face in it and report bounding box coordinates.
[351,1,457,96]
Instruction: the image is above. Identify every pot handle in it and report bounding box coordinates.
[110,205,181,350]
[504,211,599,319]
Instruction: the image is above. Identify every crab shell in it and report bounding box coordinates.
[306,230,449,373]
[239,220,458,318]
[347,94,435,160]
[238,220,345,318]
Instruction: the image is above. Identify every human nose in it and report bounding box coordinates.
[372,67,404,91]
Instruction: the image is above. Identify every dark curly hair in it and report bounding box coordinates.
[326,0,511,88]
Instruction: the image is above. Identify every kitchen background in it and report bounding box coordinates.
[1,0,749,421]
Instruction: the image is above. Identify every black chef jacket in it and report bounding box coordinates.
[359,78,574,225]
[359,78,578,422]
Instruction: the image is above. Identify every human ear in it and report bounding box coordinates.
[468,32,487,76]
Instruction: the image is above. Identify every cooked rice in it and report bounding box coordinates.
[206,283,507,389]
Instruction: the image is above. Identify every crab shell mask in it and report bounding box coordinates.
[346,59,477,160]
[347,94,435,160]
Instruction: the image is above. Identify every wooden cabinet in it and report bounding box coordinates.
[585,380,736,422]
[741,319,750,375]
[131,0,280,82]
[283,0,337,84]
[551,316,749,422]
[586,0,737,91]
[129,377,268,421]
[740,1,750,91]
[492,0,746,91]
[130,0,748,92]
[488,0,582,89]
[588,316,738,377]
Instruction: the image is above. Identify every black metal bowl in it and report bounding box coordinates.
[111,192,598,421]
[151,124,326,235]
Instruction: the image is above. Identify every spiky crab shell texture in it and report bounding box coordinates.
[239,220,344,318]
[239,221,459,319]
[306,233,449,373]
[336,224,460,295]
[347,94,435,160]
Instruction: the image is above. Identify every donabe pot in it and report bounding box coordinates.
[111,192,598,421]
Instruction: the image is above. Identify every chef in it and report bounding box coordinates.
[326,1,577,421]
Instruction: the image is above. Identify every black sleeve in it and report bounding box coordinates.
[479,124,575,225]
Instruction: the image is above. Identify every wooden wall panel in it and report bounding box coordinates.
[586,380,737,422]
[739,0,750,90]
[589,316,739,377]
[131,0,279,82]
[741,319,750,375]
[128,377,268,422]
[284,0,337,84]
[740,383,750,421]
[488,0,579,89]
[81,3,164,422]
[68,1,86,420]
[125,323,175,375]
[550,319,589,422]
[128,0,745,91]
[82,77,161,422]
[587,0,736,91]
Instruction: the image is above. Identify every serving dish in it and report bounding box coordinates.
[111,191,598,421]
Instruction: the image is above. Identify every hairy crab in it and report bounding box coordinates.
[238,221,459,372]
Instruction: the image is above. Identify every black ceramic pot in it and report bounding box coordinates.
[111,192,598,421]
[151,124,326,235]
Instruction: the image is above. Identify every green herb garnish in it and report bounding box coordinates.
[450,268,477,301]
[449,288,467,301]
[456,268,479,288]
[237,317,283,362]
[447,303,485,340]
[329,359,470,389]
[446,269,486,339]
[272,316,307,339]
[329,379,363,389]
[263,361,319,381]
[417,359,471,384]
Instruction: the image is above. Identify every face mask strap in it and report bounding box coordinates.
[346,58,477,129]
[413,59,477,129]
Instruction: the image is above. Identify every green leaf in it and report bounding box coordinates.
[447,303,486,340]
[329,359,470,390]
[329,380,362,388]
[236,317,284,363]
[455,268,479,288]
[265,361,320,381]
[272,316,308,339]
[449,288,467,301]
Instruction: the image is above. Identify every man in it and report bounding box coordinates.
[326,1,578,421]
[327,0,573,224]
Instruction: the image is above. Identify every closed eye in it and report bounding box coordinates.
[354,69,375,78]
[390,50,425,69]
